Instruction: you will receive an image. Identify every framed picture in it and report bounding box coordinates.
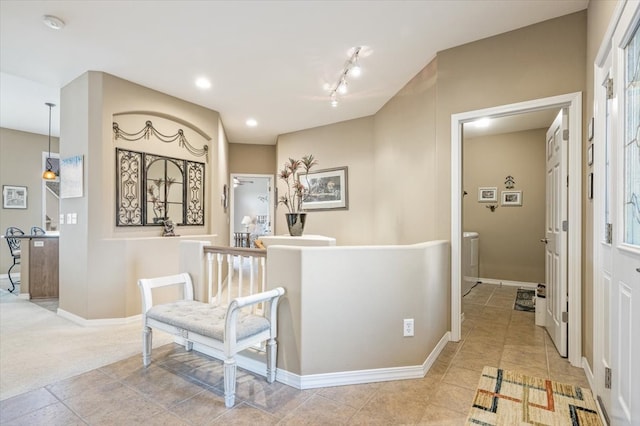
[478,187,497,202]
[2,185,27,209]
[501,190,522,206]
[587,144,593,166]
[60,155,84,199]
[300,166,348,211]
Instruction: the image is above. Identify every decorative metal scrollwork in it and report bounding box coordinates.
[117,149,142,225]
[113,120,209,162]
[116,148,205,227]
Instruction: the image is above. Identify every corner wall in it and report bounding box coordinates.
[275,117,375,245]
[59,71,228,319]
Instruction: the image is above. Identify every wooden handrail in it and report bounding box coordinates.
[204,245,266,258]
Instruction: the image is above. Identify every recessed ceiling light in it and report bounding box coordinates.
[43,15,65,30]
[246,118,258,127]
[195,77,211,89]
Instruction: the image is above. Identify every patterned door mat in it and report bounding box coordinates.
[514,288,535,312]
[466,366,602,425]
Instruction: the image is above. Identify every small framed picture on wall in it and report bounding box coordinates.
[478,187,498,202]
[501,190,522,206]
[2,185,27,209]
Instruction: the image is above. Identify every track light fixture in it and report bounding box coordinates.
[328,46,362,108]
[42,102,57,180]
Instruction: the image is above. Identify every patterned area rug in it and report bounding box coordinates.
[466,367,602,425]
[514,288,535,312]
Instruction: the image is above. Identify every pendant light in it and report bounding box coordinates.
[42,102,57,180]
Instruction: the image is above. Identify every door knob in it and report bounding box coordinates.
[540,238,549,244]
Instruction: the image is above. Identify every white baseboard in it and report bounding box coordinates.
[190,332,451,390]
[477,277,539,289]
[57,308,142,326]
[582,356,595,392]
[17,293,30,300]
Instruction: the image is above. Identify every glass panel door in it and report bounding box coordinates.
[624,23,640,245]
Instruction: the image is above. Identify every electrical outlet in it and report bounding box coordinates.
[403,318,414,337]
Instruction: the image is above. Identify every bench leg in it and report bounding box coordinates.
[142,326,152,367]
[223,358,237,408]
[266,337,277,383]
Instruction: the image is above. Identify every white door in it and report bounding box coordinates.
[544,109,568,357]
[594,4,640,425]
[610,8,640,425]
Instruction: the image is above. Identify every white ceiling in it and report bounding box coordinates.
[463,108,561,139]
[0,0,588,144]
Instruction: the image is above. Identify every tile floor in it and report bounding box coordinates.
[0,283,590,425]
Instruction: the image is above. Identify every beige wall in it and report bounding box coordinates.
[59,72,227,319]
[276,117,375,245]
[463,129,546,283]
[276,11,587,356]
[0,128,59,274]
[229,143,276,175]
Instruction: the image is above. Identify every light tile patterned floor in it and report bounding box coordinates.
[0,283,590,425]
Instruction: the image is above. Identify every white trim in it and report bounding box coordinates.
[18,293,30,300]
[195,332,450,390]
[451,92,582,367]
[583,356,596,393]
[595,0,629,66]
[57,308,142,326]
[475,278,539,289]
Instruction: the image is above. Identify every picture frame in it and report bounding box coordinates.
[501,190,523,206]
[300,166,348,211]
[60,155,84,199]
[587,144,593,166]
[2,185,27,209]
[478,187,498,203]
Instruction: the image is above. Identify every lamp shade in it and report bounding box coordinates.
[241,216,252,226]
[42,169,57,180]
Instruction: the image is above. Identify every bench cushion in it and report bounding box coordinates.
[146,300,269,341]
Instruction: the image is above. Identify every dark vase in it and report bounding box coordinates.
[285,213,307,236]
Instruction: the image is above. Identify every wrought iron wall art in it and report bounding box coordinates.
[116,148,205,226]
[113,120,209,162]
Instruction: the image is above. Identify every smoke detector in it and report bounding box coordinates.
[43,15,65,30]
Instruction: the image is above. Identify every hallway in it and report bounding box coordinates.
[0,283,590,425]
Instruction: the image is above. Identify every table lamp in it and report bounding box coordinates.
[241,216,252,232]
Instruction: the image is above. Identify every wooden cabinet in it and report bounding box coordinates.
[18,236,59,299]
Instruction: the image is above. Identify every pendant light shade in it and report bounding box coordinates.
[43,102,57,180]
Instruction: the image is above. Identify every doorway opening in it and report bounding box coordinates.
[451,92,583,367]
[229,173,274,247]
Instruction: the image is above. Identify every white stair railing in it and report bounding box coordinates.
[204,246,267,314]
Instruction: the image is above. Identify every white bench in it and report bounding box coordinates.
[138,272,285,407]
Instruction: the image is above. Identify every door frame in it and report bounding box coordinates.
[451,92,583,366]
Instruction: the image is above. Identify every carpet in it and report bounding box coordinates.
[466,366,602,426]
[514,288,535,312]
